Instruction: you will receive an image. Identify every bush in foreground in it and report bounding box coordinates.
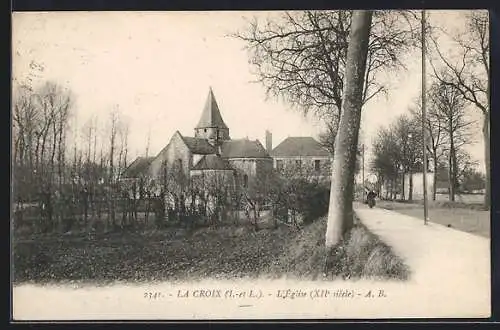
[267,216,410,281]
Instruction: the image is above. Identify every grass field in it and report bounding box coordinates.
[12,216,410,284]
[376,200,490,238]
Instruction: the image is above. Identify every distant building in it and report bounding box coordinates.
[270,136,332,181]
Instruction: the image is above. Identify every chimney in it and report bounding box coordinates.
[265,130,272,153]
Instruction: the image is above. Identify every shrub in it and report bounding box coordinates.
[296,181,330,224]
[273,178,330,225]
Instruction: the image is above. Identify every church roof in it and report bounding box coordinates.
[192,154,233,171]
[221,139,271,159]
[122,156,154,178]
[271,136,330,157]
[181,136,216,154]
[195,88,228,129]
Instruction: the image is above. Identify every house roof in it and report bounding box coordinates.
[122,156,154,178]
[195,87,228,129]
[181,136,216,154]
[271,136,330,157]
[221,139,271,159]
[192,154,233,171]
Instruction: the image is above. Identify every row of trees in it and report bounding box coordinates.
[371,85,480,203]
[13,63,135,233]
[371,72,481,202]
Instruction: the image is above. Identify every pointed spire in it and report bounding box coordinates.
[195,87,228,129]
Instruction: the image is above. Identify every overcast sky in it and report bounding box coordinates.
[12,10,487,172]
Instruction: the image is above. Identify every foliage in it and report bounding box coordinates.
[459,168,485,193]
[294,180,330,224]
[234,10,418,143]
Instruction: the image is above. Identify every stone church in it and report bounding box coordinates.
[124,87,333,192]
[125,88,273,189]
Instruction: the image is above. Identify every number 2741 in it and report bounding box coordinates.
[144,292,163,299]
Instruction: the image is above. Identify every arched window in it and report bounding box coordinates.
[243,174,248,188]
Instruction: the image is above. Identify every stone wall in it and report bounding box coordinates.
[148,132,192,178]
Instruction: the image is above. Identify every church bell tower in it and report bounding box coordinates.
[194,87,230,146]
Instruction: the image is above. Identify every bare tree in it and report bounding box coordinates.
[429,11,489,207]
[107,107,119,229]
[409,92,447,201]
[12,80,73,233]
[392,115,424,201]
[318,112,339,155]
[81,117,95,165]
[243,169,274,230]
[371,127,401,200]
[325,11,373,269]
[117,118,130,181]
[234,10,416,137]
[431,76,475,202]
[13,85,39,202]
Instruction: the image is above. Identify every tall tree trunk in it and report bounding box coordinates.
[482,113,490,208]
[325,11,372,259]
[401,170,405,200]
[448,133,456,202]
[408,171,413,201]
[390,179,394,200]
[432,157,438,201]
[49,122,58,231]
[452,144,459,197]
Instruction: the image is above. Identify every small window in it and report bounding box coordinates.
[204,128,207,133]
[276,160,284,171]
[314,160,321,171]
[243,174,248,188]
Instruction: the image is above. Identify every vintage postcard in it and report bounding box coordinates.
[11,10,490,320]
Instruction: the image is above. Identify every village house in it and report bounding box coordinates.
[270,136,332,182]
